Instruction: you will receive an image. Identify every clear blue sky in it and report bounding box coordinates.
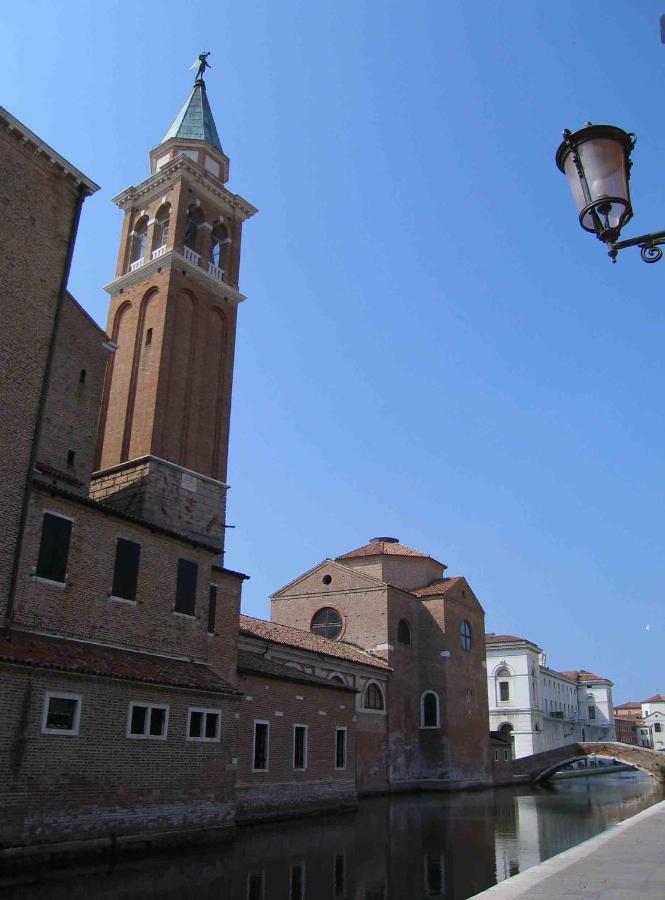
[3,1,664,703]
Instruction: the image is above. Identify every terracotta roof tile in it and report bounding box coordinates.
[644,693,665,703]
[336,538,444,568]
[615,701,642,709]
[560,669,611,683]
[239,615,390,670]
[410,577,461,597]
[237,651,356,692]
[0,630,238,694]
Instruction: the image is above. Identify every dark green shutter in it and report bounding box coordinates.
[111,538,140,601]
[175,559,198,615]
[36,513,72,582]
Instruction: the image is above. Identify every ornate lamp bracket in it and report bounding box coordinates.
[607,229,665,264]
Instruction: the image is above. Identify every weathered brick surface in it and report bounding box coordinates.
[0,666,240,845]
[0,118,83,619]
[37,294,111,493]
[13,484,242,685]
[91,455,228,546]
[236,671,357,818]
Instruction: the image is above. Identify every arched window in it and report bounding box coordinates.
[209,222,230,274]
[496,666,511,703]
[130,215,148,263]
[153,204,170,250]
[363,681,384,711]
[329,674,345,685]
[397,618,411,646]
[498,722,514,754]
[310,607,342,640]
[460,619,472,651]
[184,206,204,251]
[420,691,440,728]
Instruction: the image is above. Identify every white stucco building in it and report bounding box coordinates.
[639,694,665,750]
[486,634,615,759]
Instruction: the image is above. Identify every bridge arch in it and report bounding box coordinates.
[513,742,665,784]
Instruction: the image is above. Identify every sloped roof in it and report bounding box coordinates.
[237,651,356,692]
[0,630,238,694]
[161,81,223,153]
[239,615,390,670]
[615,701,642,709]
[644,694,665,703]
[485,633,539,646]
[337,537,445,568]
[411,577,461,597]
[560,669,612,684]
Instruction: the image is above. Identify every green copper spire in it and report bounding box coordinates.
[161,78,223,153]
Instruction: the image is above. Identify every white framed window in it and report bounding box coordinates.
[293,724,308,770]
[41,692,81,736]
[335,726,347,770]
[362,680,385,712]
[493,749,499,762]
[187,707,221,742]
[420,691,440,728]
[127,702,169,739]
[252,720,270,771]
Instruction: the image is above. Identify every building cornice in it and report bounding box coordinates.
[104,249,247,304]
[112,154,257,221]
[0,106,99,195]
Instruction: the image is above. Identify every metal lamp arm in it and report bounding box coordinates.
[607,229,665,263]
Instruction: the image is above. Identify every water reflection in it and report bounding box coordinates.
[2,773,662,900]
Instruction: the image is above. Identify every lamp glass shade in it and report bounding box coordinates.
[556,125,634,240]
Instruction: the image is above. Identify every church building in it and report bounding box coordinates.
[0,69,494,861]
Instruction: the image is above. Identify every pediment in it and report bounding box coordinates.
[271,558,387,599]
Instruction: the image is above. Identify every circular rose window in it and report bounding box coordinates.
[310,607,342,639]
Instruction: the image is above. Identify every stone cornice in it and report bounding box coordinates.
[112,154,257,221]
[104,249,247,304]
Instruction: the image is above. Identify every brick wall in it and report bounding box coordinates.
[13,484,242,684]
[0,666,240,845]
[236,671,357,819]
[0,117,84,619]
[37,294,111,493]
[91,455,228,547]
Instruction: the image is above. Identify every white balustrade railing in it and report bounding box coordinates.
[183,246,200,266]
[151,244,168,260]
[129,257,145,272]
[208,262,224,282]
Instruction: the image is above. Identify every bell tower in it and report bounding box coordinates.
[91,61,257,552]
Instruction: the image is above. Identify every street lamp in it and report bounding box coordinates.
[556,123,665,263]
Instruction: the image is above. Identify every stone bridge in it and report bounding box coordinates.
[511,742,665,784]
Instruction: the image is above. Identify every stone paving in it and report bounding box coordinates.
[472,798,665,899]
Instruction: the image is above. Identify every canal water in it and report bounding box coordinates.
[2,772,662,899]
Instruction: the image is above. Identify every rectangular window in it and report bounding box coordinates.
[175,558,198,616]
[41,692,81,735]
[499,681,510,701]
[253,721,269,771]
[588,706,596,720]
[293,724,307,770]
[290,863,305,900]
[111,537,140,601]
[187,707,221,742]
[655,723,662,733]
[335,727,347,770]
[207,584,217,633]
[493,749,499,762]
[35,512,72,584]
[334,854,345,898]
[504,749,509,761]
[127,702,168,739]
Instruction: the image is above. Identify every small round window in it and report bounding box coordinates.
[310,607,342,640]
[460,619,472,651]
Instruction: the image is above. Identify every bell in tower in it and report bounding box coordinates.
[91,56,257,553]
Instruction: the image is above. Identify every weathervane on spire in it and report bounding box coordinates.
[190,51,211,84]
